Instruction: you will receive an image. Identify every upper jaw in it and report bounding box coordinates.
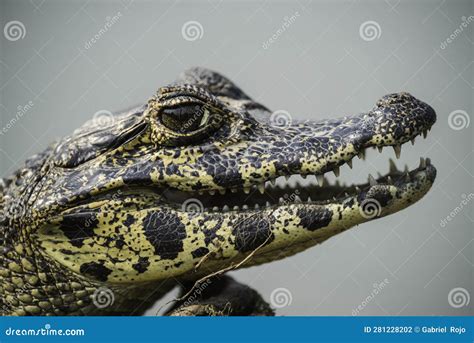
[159,93,437,211]
[167,92,436,195]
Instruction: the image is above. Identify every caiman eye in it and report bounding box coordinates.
[147,86,227,145]
[161,104,210,133]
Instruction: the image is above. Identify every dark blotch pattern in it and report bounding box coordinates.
[123,214,136,227]
[297,207,333,231]
[132,257,150,274]
[79,261,112,282]
[232,217,274,252]
[142,211,187,260]
[59,213,98,248]
[365,186,393,207]
[191,247,209,258]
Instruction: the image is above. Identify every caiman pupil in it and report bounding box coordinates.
[161,104,209,132]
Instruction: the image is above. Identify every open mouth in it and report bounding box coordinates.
[163,156,435,212]
[162,125,436,212]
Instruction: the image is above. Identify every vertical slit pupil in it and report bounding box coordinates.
[161,104,204,132]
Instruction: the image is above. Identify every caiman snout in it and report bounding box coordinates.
[374,92,436,126]
[368,92,436,145]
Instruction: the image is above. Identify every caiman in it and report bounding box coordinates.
[0,67,436,316]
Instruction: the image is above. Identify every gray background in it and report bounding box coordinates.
[0,0,472,316]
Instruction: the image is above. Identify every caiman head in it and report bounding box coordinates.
[0,67,436,315]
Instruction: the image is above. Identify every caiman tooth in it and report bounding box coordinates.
[219,189,226,195]
[404,173,411,182]
[243,187,251,194]
[209,190,215,196]
[212,206,219,212]
[358,150,366,160]
[294,195,302,203]
[265,201,271,207]
[389,158,398,173]
[333,166,340,177]
[387,176,393,184]
[279,197,285,204]
[422,129,428,139]
[344,192,350,197]
[307,196,312,203]
[231,188,238,193]
[368,174,377,186]
[316,174,325,187]
[404,165,409,173]
[419,157,426,169]
[257,184,265,194]
[223,205,230,212]
[426,157,431,165]
[347,159,353,169]
[233,206,239,211]
[393,145,402,159]
[411,137,416,145]
[242,205,249,210]
[355,186,361,193]
[254,204,260,210]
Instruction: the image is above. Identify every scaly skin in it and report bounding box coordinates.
[0,67,436,316]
